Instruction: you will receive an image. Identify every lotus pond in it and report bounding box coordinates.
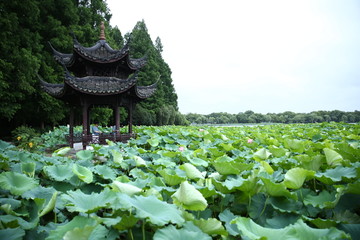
[0,122,360,239]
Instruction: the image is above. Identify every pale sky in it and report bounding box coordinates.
[107,0,360,114]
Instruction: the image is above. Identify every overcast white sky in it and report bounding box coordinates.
[107,0,360,114]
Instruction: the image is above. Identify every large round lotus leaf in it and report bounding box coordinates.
[0,172,38,195]
[172,181,208,211]
[76,150,94,161]
[72,164,93,184]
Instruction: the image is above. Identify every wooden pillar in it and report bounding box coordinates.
[87,106,91,135]
[69,107,74,148]
[82,101,88,150]
[114,106,120,133]
[128,103,133,134]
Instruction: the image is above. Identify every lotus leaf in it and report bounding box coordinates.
[72,164,93,184]
[193,218,228,236]
[153,222,211,240]
[46,216,97,240]
[130,195,185,226]
[231,217,350,239]
[76,150,93,161]
[52,146,71,157]
[44,164,74,181]
[62,188,116,213]
[323,148,343,166]
[111,180,142,196]
[253,148,271,161]
[180,163,204,179]
[0,227,25,240]
[283,167,315,189]
[0,172,38,195]
[172,181,208,211]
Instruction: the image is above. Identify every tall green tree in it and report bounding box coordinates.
[128,20,180,125]
[0,0,120,136]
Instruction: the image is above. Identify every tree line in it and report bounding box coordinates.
[0,0,187,137]
[185,110,360,124]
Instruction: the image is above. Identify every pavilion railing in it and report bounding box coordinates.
[65,133,135,147]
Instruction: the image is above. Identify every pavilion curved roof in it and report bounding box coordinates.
[50,39,147,70]
[40,71,156,99]
[135,82,158,99]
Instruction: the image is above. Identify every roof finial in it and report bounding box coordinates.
[99,21,106,40]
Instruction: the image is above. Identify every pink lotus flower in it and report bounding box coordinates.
[178,146,185,151]
[199,129,204,132]
[247,139,254,144]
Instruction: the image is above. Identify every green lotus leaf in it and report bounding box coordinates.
[188,157,209,167]
[0,227,25,240]
[304,187,344,209]
[39,191,58,217]
[147,137,160,147]
[111,180,142,196]
[345,180,360,194]
[299,154,324,171]
[219,209,241,236]
[0,172,38,195]
[63,225,97,240]
[0,215,38,230]
[323,148,343,166]
[260,161,274,174]
[0,140,13,151]
[302,216,339,228]
[269,196,303,213]
[130,195,185,226]
[44,164,74,181]
[62,188,116,213]
[110,149,123,164]
[222,176,245,190]
[268,145,287,157]
[46,216,97,240]
[338,223,360,240]
[303,190,336,209]
[52,146,71,157]
[284,139,305,153]
[253,148,271,161]
[180,163,204,179]
[21,162,36,177]
[212,156,241,175]
[283,167,315,189]
[333,210,360,224]
[265,214,300,228]
[316,166,357,184]
[193,218,228,236]
[219,143,234,152]
[0,198,21,210]
[72,164,93,184]
[112,214,138,230]
[132,155,147,167]
[172,181,208,211]
[92,165,116,180]
[76,150,94,161]
[261,178,297,200]
[158,168,186,186]
[153,222,211,240]
[208,147,224,158]
[231,217,351,240]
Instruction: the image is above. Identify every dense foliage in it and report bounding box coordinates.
[1,123,359,239]
[186,110,360,124]
[0,0,185,138]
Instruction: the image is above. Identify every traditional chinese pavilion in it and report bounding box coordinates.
[40,22,156,149]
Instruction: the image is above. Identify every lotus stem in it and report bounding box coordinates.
[142,221,146,240]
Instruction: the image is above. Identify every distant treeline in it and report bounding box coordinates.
[185,110,360,124]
